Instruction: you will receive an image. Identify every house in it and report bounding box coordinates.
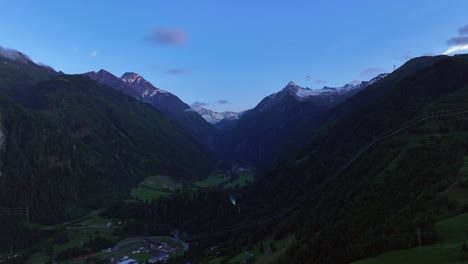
[116,259,137,264]
[148,256,168,263]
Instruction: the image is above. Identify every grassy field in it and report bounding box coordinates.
[223,172,255,189]
[353,211,468,264]
[193,173,228,188]
[28,210,120,264]
[352,244,468,264]
[352,156,468,264]
[204,236,293,264]
[131,175,180,201]
[131,187,171,201]
[194,169,255,190]
[133,169,256,202]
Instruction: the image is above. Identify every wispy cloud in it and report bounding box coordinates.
[444,24,468,55]
[151,27,187,46]
[447,36,468,46]
[459,25,468,35]
[0,46,31,61]
[305,74,311,81]
[166,68,189,75]
[37,62,55,71]
[315,80,326,84]
[351,80,362,86]
[191,100,229,108]
[360,68,384,78]
[90,50,98,57]
[191,101,208,108]
[443,45,468,55]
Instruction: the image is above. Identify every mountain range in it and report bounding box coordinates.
[0,51,212,226]
[84,69,218,153]
[189,106,241,124]
[84,67,391,170]
[215,73,390,171]
[3,46,468,264]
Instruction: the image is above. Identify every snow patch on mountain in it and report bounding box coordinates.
[288,73,389,100]
[256,73,389,112]
[121,72,168,98]
[190,106,240,124]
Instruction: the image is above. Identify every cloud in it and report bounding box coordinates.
[0,46,31,61]
[447,36,468,46]
[315,80,326,84]
[37,62,55,71]
[90,50,97,57]
[459,25,468,35]
[151,27,187,46]
[351,80,362,86]
[444,25,468,55]
[360,68,384,78]
[305,74,311,81]
[191,100,229,108]
[166,68,189,75]
[191,101,208,108]
[443,44,468,55]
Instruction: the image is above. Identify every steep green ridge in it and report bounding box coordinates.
[352,157,468,264]
[223,54,468,263]
[0,70,213,256]
[218,94,329,172]
[0,56,56,94]
[352,212,468,264]
[217,56,447,173]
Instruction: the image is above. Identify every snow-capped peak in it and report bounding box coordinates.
[120,72,168,97]
[367,73,389,86]
[286,73,389,100]
[121,72,142,84]
[257,73,390,112]
[190,105,240,124]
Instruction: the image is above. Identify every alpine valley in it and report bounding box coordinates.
[2,45,468,264]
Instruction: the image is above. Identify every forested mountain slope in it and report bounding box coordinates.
[237,54,468,263]
[0,73,212,226]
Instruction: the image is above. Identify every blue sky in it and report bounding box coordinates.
[1,0,467,111]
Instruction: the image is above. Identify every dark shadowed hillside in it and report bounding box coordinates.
[231,54,468,264]
[0,72,212,226]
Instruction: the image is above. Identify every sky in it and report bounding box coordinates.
[1,0,468,112]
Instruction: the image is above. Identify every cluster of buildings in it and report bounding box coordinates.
[109,239,179,264]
